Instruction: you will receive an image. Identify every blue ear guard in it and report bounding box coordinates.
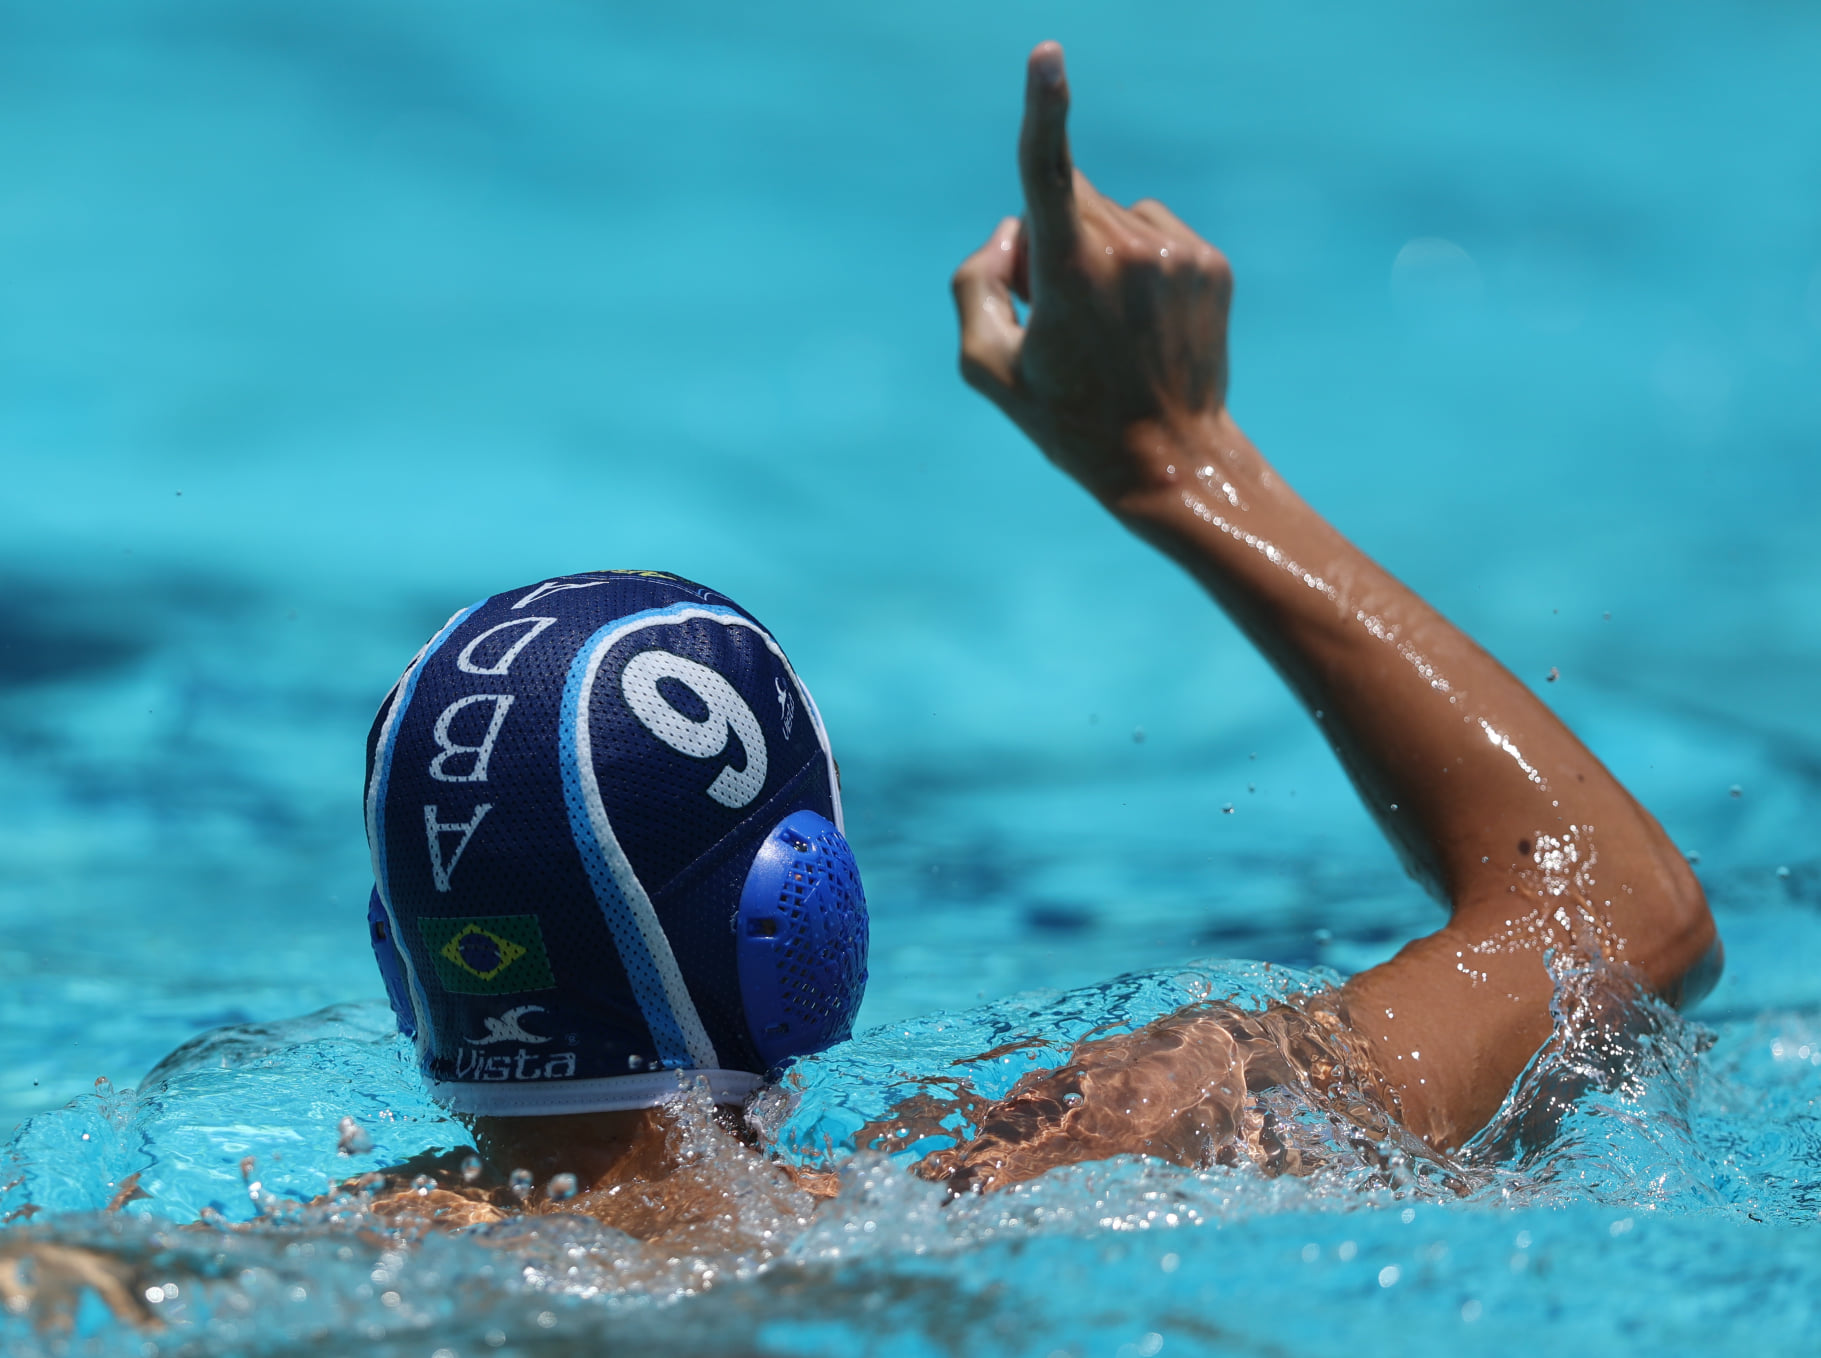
[736,810,869,1070]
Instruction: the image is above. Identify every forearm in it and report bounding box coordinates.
[1108,410,1714,1144]
[1109,412,1697,934]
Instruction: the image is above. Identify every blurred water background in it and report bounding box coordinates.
[1,1,1818,1353]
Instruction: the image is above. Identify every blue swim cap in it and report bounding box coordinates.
[362,571,868,1116]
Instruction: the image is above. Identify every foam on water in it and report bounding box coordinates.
[4,957,1819,1355]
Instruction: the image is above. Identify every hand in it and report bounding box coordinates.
[0,1240,160,1332]
[952,41,1234,507]
[916,1008,1256,1193]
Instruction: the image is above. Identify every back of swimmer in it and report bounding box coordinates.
[362,569,869,1126]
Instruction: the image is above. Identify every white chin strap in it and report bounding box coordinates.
[429,1068,763,1117]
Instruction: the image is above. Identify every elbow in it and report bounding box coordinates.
[1666,933,1724,1009]
[1649,852,1721,1010]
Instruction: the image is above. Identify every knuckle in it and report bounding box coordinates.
[1099,226,1140,256]
[957,350,996,392]
[958,333,998,372]
[1196,244,1232,282]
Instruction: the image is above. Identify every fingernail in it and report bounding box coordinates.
[1031,45,1064,89]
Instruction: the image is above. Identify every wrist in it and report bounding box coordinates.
[1100,408,1256,524]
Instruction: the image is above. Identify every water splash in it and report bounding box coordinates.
[3,961,1820,1355]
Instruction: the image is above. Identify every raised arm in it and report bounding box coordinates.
[952,43,1718,1148]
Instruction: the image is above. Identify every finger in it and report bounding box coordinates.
[951,217,1026,397]
[1129,197,1192,238]
[1130,197,1228,278]
[1018,41,1078,275]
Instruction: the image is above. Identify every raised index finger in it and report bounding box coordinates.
[1017,41,1077,277]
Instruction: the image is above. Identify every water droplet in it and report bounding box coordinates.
[1777,866,1791,879]
[509,1168,534,1201]
[546,1172,579,1201]
[412,1174,435,1197]
[1132,726,1146,744]
[460,1155,483,1184]
[627,1053,645,1071]
[336,1116,372,1156]
[1062,1092,1083,1107]
[1729,784,1743,798]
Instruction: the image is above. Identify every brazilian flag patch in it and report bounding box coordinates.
[419,915,556,996]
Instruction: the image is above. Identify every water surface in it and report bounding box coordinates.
[2,1,1818,1352]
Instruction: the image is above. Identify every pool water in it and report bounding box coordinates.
[3,1,1819,1353]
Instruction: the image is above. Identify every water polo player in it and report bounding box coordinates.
[357,41,1719,1220]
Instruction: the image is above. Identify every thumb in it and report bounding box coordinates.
[951,216,1027,401]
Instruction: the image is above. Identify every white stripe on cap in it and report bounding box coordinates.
[365,603,483,1059]
[563,606,724,1071]
[559,602,839,1075]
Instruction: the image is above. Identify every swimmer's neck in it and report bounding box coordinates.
[466,1106,746,1191]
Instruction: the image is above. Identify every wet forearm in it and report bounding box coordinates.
[1106,410,1690,921]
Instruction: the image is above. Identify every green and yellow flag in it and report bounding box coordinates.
[419,915,556,996]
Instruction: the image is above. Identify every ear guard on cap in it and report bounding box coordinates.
[736,810,869,1070]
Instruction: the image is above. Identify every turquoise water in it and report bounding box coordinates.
[3,1,1819,1352]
